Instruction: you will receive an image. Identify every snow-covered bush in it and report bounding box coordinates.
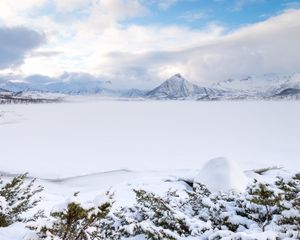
[182,183,242,232]
[133,189,191,238]
[110,189,228,239]
[0,173,43,227]
[276,175,300,238]
[25,170,300,240]
[235,179,283,232]
[182,182,211,216]
[33,193,112,240]
[103,188,210,239]
[109,173,300,239]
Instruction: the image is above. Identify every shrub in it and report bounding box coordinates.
[0,173,43,227]
[276,175,300,238]
[34,193,112,240]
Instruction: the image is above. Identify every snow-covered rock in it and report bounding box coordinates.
[194,157,248,192]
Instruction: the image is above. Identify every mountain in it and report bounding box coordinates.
[120,89,148,98]
[146,74,224,100]
[270,88,300,100]
[213,74,290,93]
[213,73,300,99]
[0,88,16,96]
[0,73,114,95]
[146,72,300,100]
[0,87,61,104]
[1,72,300,101]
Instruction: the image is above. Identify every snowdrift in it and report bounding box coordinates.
[194,157,248,192]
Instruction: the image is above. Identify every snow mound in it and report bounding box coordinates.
[194,157,248,192]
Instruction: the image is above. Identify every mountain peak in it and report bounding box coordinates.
[146,74,221,99]
[167,73,185,82]
[173,73,184,79]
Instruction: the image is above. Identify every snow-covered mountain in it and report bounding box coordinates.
[0,73,114,95]
[213,73,300,99]
[145,73,300,100]
[0,87,61,104]
[213,74,289,93]
[270,88,300,100]
[1,72,300,101]
[146,74,224,100]
[120,88,148,98]
[0,88,15,96]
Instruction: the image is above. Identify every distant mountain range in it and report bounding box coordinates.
[1,72,300,102]
[0,88,61,104]
[145,73,300,100]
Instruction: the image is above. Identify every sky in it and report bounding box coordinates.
[0,0,300,89]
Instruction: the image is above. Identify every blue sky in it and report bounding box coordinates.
[0,0,299,88]
[128,0,292,29]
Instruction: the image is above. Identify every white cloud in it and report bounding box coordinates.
[284,1,300,10]
[172,9,300,83]
[180,10,207,22]
[80,9,300,87]
[99,0,148,19]
[53,0,148,18]
[0,0,47,25]
[0,26,45,69]
[157,0,178,10]
[233,0,265,11]
[54,0,89,12]
[0,0,299,89]
[76,0,148,32]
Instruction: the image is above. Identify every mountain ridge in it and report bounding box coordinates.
[1,73,300,101]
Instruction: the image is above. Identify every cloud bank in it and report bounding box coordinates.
[0,0,299,88]
[89,9,300,87]
[0,26,45,69]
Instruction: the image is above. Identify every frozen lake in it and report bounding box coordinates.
[0,100,299,178]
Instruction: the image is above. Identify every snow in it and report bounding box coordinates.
[194,157,248,192]
[0,222,30,240]
[207,230,279,240]
[0,110,24,125]
[1,100,300,178]
[0,164,299,239]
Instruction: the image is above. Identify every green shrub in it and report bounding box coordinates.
[35,193,112,240]
[0,173,43,227]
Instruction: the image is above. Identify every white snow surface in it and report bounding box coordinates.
[0,100,300,178]
[0,166,297,240]
[194,157,248,192]
[1,99,299,239]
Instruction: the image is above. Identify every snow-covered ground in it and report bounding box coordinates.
[0,158,298,240]
[1,100,300,239]
[1,100,300,178]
